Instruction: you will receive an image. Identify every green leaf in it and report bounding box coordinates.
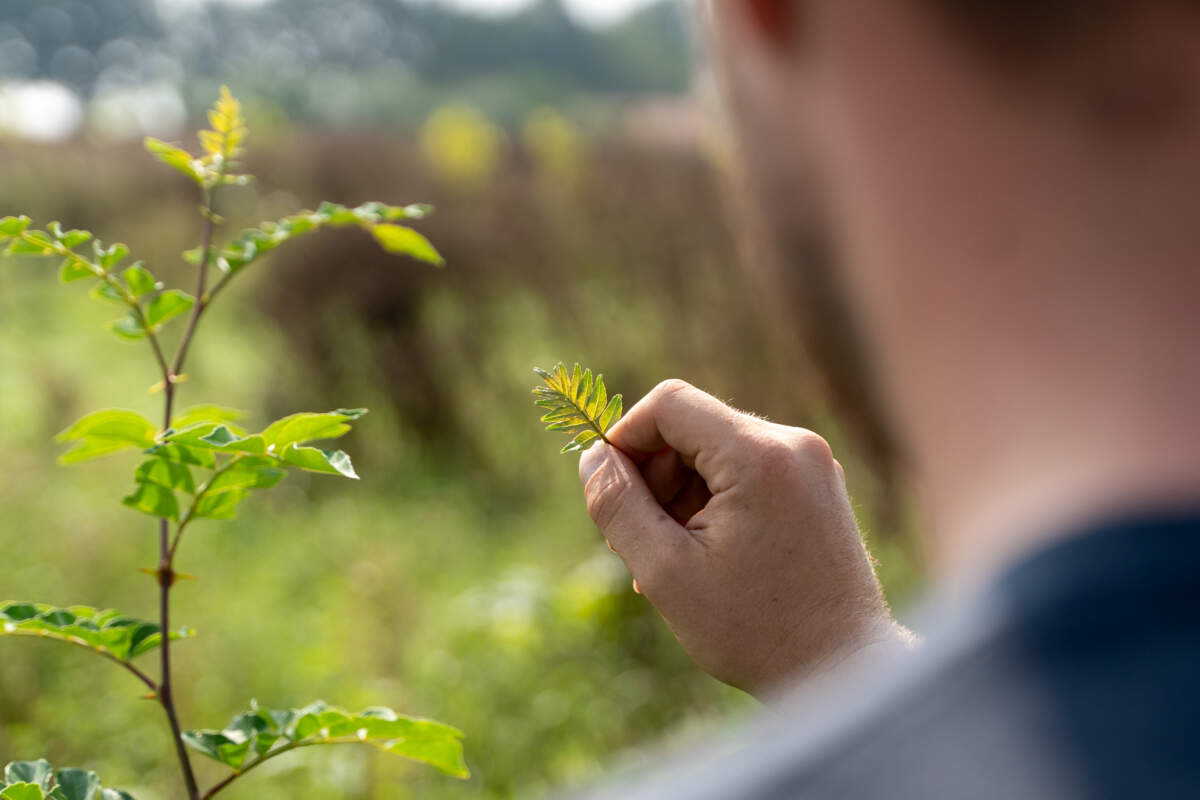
[259,409,367,449]
[0,602,191,663]
[206,458,285,495]
[134,457,195,494]
[0,216,31,237]
[122,482,179,521]
[172,405,246,430]
[144,138,204,184]
[108,315,147,340]
[144,290,195,329]
[1,784,43,800]
[184,702,468,781]
[532,363,623,454]
[58,258,95,283]
[191,488,246,521]
[89,282,126,304]
[370,224,444,266]
[7,232,56,256]
[280,445,359,479]
[96,243,129,271]
[145,442,216,470]
[4,762,51,790]
[56,410,157,464]
[165,424,265,455]
[122,264,157,298]
[51,770,99,800]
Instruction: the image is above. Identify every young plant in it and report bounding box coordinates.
[0,88,466,799]
[533,363,623,453]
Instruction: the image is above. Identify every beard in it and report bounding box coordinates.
[704,30,902,505]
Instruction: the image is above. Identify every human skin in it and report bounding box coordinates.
[580,0,1200,697]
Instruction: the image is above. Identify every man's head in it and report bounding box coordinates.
[707,0,1200,571]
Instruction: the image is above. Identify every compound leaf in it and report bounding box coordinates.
[532,363,623,453]
[0,602,191,663]
[184,701,467,780]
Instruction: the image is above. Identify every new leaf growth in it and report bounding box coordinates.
[533,362,624,453]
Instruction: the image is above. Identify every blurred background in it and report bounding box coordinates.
[0,1,924,797]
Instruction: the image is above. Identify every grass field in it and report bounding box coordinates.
[0,127,923,799]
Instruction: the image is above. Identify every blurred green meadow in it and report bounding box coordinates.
[0,6,925,793]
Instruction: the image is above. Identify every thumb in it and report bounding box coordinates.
[579,442,693,593]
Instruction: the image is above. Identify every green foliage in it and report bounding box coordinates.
[1,761,133,800]
[183,701,468,780]
[0,603,192,664]
[533,363,624,453]
[0,88,460,799]
[186,202,443,279]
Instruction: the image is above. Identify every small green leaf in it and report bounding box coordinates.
[172,406,246,430]
[4,761,51,790]
[52,770,99,800]
[145,290,195,329]
[90,282,126,304]
[280,445,359,479]
[135,458,195,494]
[205,458,285,495]
[370,224,444,266]
[144,137,205,184]
[1,783,43,800]
[122,264,157,298]
[1,602,190,663]
[260,410,366,449]
[532,363,623,454]
[0,216,32,236]
[146,443,216,470]
[122,483,179,521]
[191,489,246,521]
[96,243,129,271]
[56,410,156,446]
[58,258,95,283]
[185,702,467,780]
[8,232,56,256]
[108,315,147,340]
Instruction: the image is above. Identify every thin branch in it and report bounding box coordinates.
[169,186,220,385]
[158,518,200,800]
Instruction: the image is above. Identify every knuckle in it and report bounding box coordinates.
[794,430,835,466]
[652,378,693,402]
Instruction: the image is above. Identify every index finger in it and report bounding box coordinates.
[608,379,745,468]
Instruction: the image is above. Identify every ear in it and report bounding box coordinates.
[741,0,797,50]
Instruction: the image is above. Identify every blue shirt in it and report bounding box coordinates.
[578,512,1200,799]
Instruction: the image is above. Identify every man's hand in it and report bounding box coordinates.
[579,379,910,697]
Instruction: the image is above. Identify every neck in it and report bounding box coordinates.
[900,154,1200,587]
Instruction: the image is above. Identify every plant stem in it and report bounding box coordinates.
[158,522,200,800]
[155,181,222,800]
[170,187,218,384]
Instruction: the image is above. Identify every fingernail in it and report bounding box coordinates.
[579,443,610,485]
[632,579,641,595]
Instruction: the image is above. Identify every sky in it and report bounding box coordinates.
[432,0,661,26]
[159,0,664,27]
